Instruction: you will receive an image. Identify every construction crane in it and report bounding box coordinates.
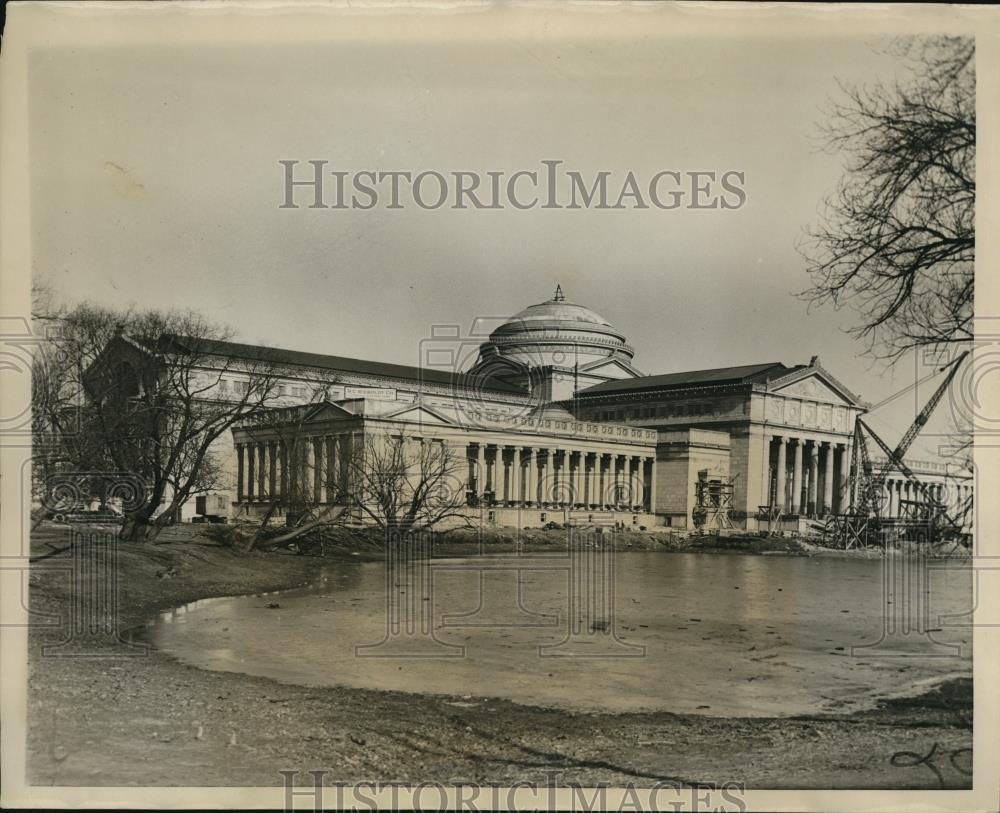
[837,349,970,547]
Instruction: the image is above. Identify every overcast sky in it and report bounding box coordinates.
[28,8,967,458]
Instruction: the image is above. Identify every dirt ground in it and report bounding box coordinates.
[25,523,972,789]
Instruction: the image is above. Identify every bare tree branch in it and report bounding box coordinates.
[799,36,975,361]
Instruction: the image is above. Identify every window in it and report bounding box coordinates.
[292,386,307,398]
[219,379,228,394]
[278,384,287,396]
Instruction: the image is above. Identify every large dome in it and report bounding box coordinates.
[477,286,634,370]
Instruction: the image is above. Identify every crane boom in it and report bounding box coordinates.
[890,350,969,466]
[855,349,970,517]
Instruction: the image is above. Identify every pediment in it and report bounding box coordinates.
[380,404,456,426]
[306,401,356,420]
[578,358,643,380]
[771,373,855,406]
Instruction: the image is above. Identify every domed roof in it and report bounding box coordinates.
[497,299,615,332]
[478,286,634,370]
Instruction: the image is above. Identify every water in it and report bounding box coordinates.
[142,552,972,717]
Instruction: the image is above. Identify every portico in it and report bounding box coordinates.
[231,396,659,529]
[466,443,655,512]
[765,434,852,517]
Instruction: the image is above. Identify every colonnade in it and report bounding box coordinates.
[881,477,974,519]
[767,435,851,517]
[235,434,354,504]
[466,443,656,512]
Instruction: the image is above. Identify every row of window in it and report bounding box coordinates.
[218,379,311,398]
[593,402,718,421]
[486,510,642,526]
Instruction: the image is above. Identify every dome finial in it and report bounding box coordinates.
[552,283,565,302]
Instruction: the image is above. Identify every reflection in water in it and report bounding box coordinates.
[141,553,972,718]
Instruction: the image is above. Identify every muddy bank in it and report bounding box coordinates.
[26,523,972,789]
[247,522,969,559]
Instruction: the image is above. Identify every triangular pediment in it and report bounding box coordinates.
[770,372,857,406]
[380,404,456,426]
[578,358,643,380]
[306,401,356,420]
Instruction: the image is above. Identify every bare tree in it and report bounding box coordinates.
[238,400,349,552]
[347,430,472,540]
[800,36,974,360]
[243,412,470,550]
[35,301,281,542]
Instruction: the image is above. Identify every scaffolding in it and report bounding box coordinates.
[692,470,736,532]
[830,350,971,549]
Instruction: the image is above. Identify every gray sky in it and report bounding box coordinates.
[29,20,964,457]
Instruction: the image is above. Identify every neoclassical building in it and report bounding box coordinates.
[102,286,969,531]
[571,359,870,527]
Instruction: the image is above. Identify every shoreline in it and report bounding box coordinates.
[26,523,973,788]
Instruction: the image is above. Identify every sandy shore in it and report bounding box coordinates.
[26,524,972,789]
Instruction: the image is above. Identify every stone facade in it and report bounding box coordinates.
[91,292,973,532]
[231,398,659,530]
[571,357,972,531]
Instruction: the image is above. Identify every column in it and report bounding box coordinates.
[476,443,486,497]
[268,442,278,501]
[791,439,803,514]
[246,442,256,502]
[289,440,301,500]
[304,437,316,504]
[587,453,598,508]
[542,449,555,505]
[566,452,583,507]
[339,435,352,495]
[625,456,636,508]
[279,440,289,500]
[838,443,851,514]
[775,436,787,512]
[549,449,566,507]
[561,450,570,506]
[258,443,268,501]
[647,456,657,513]
[510,447,521,505]
[313,437,324,503]
[236,444,245,502]
[502,448,511,504]
[807,442,819,516]
[636,457,646,512]
[528,448,539,506]
[609,454,619,507]
[596,454,604,508]
[485,445,495,497]
[822,441,834,517]
[325,436,336,503]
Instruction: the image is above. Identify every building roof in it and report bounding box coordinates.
[498,298,616,331]
[477,288,635,371]
[578,361,793,395]
[146,334,531,396]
